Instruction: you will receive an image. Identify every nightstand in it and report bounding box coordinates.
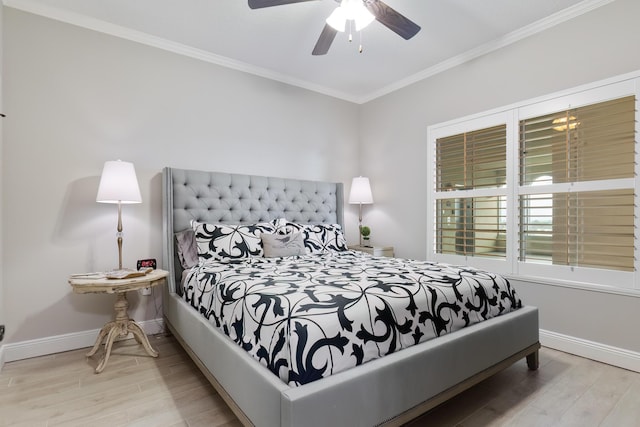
[69,269,168,373]
[351,245,395,257]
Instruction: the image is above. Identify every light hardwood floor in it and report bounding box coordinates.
[1,335,639,426]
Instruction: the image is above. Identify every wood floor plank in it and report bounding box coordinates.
[185,406,244,427]
[517,356,602,422]
[557,362,635,426]
[2,336,640,427]
[599,376,640,427]
[408,347,640,427]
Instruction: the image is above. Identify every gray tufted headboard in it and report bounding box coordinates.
[162,167,344,292]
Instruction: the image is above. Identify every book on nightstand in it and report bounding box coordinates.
[105,267,153,280]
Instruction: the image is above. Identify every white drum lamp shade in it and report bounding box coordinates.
[96,160,142,204]
[96,160,142,271]
[348,176,373,205]
[349,176,373,246]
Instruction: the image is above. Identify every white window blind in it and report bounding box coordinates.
[436,125,507,191]
[436,196,506,257]
[435,125,507,258]
[428,76,640,290]
[519,96,636,272]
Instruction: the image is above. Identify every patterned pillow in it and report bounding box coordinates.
[280,221,348,254]
[192,220,277,261]
[270,217,290,235]
[261,232,306,257]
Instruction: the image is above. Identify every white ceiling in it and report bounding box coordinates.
[6,0,612,103]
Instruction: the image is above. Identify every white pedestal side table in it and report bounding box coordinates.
[69,269,168,373]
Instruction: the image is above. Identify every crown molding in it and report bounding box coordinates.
[357,0,615,104]
[3,0,615,105]
[3,0,361,103]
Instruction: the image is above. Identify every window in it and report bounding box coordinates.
[519,96,636,272]
[435,125,507,259]
[428,76,639,290]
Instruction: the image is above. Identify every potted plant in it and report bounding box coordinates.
[360,225,371,246]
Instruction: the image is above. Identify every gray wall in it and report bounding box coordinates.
[2,9,359,344]
[359,0,640,352]
[3,0,640,361]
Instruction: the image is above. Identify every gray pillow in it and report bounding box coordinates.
[175,229,199,269]
[262,232,306,258]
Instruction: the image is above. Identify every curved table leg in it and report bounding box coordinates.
[129,321,159,358]
[86,322,114,357]
[95,325,121,373]
[88,291,160,373]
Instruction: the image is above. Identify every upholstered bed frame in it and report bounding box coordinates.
[162,167,540,427]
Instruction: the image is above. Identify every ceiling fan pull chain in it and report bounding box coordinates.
[349,20,353,42]
[359,29,363,53]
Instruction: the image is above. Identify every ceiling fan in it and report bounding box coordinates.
[248,0,421,55]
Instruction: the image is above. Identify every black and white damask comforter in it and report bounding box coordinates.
[183,251,522,386]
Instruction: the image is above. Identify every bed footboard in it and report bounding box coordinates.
[281,305,539,427]
[165,285,539,427]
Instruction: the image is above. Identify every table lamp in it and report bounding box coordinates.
[96,160,142,271]
[348,176,373,246]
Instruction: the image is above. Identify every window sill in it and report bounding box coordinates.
[504,273,640,299]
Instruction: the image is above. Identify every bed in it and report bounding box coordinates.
[161,167,540,427]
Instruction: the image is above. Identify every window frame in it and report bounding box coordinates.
[428,111,517,275]
[427,74,640,291]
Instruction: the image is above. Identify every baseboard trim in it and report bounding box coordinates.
[540,329,640,373]
[3,324,639,374]
[2,318,164,363]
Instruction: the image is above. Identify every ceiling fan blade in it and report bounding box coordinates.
[248,0,318,9]
[364,0,421,40]
[312,24,338,56]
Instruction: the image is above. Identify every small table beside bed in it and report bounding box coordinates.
[161,167,540,427]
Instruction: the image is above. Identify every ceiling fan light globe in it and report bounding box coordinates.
[341,0,359,18]
[326,7,347,32]
[355,8,375,31]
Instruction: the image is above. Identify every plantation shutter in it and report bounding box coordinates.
[437,125,507,191]
[435,125,507,257]
[519,96,636,271]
